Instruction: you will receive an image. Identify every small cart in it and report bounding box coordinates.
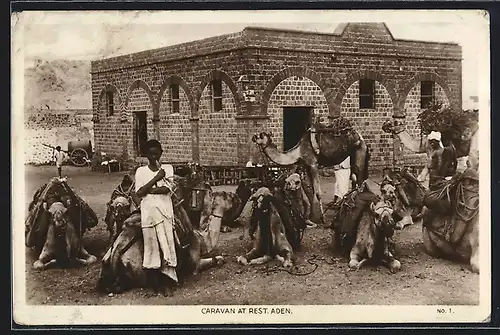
[43,140,93,167]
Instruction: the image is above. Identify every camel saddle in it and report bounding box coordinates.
[423,168,479,245]
[310,118,361,162]
[330,187,379,253]
[25,179,98,251]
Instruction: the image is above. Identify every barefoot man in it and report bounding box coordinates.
[135,139,178,297]
[53,146,67,178]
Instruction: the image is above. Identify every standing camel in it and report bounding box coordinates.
[252,118,370,226]
[381,106,479,171]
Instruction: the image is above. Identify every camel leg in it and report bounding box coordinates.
[308,165,325,226]
[237,248,260,266]
[190,241,202,275]
[33,248,57,270]
[276,251,293,268]
[76,246,97,265]
[348,247,364,269]
[381,246,401,273]
[422,226,442,258]
[305,219,318,228]
[468,219,480,274]
[249,255,273,265]
[381,256,401,273]
[197,257,224,273]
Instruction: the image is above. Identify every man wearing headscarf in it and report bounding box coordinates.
[417,131,457,190]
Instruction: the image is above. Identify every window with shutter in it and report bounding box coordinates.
[421,81,435,109]
[170,84,180,113]
[359,79,375,109]
[212,80,223,112]
[106,91,114,116]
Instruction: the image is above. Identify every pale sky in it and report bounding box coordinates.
[15,10,489,108]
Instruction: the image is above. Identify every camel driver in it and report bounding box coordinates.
[333,157,351,203]
[135,139,178,297]
[53,146,67,178]
[417,131,458,191]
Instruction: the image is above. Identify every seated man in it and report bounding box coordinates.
[421,131,459,222]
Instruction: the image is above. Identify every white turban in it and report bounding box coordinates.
[428,131,442,141]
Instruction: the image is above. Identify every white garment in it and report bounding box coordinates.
[135,164,178,282]
[467,129,479,170]
[54,151,66,168]
[428,131,442,141]
[456,156,468,173]
[334,168,351,198]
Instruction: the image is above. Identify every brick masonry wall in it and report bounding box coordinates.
[402,82,451,167]
[25,110,93,165]
[266,76,329,151]
[198,81,238,165]
[91,23,462,171]
[340,81,394,169]
[126,87,156,159]
[159,86,192,162]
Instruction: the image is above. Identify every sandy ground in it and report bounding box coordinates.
[22,165,479,306]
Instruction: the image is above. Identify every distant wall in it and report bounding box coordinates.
[24,109,94,165]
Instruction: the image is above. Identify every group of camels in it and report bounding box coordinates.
[251,110,479,274]
[24,107,480,297]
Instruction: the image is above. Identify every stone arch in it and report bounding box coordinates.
[124,79,156,116]
[124,79,156,159]
[260,66,335,116]
[340,79,395,169]
[266,76,331,152]
[96,83,123,118]
[194,69,241,118]
[196,69,239,165]
[333,70,398,116]
[157,75,193,162]
[398,72,455,111]
[157,75,195,113]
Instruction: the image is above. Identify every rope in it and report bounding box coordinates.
[60,181,84,255]
[260,254,338,276]
[454,179,479,222]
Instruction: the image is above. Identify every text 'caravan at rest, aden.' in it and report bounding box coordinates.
[201,307,293,315]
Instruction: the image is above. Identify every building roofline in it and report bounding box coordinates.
[91,23,461,72]
[243,24,461,46]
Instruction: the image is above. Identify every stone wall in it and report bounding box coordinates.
[24,110,93,165]
[91,23,462,170]
[159,85,192,162]
[340,81,394,169]
[198,81,238,165]
[402,82,451,167]
[266,76,329,152]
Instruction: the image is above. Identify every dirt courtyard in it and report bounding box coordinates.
[22,165,479,306]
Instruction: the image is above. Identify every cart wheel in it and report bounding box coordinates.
[70,148,88,167]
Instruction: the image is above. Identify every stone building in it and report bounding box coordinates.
[91,22,461,170]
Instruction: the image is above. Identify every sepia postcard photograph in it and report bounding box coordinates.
[11,9,491,325]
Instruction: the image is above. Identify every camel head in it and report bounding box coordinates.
[380,183,397,207]
[249,187,273,210]
[382,117,406,135]
[370,200,397,236]
[210,191,238,217]
[47,202,70,236]
[110,196,132,223]
[251,132,273,148]
[342,127,361,147]
[284,173,302,192]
